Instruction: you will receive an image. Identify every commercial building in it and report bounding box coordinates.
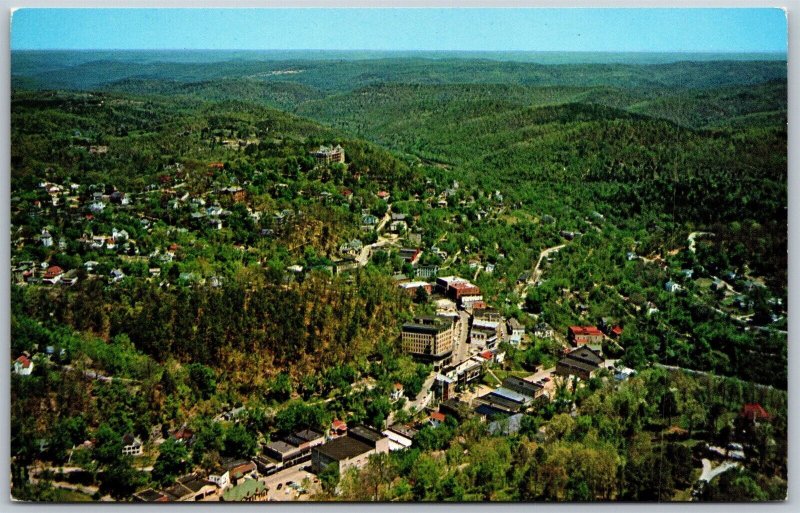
[311,145,345,165]
[556,347,604,381]
[311,425,389,474]
[401,316,455,366]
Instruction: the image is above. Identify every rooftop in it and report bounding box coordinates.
[316,436,373,461]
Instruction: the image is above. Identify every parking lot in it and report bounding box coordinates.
[261,464,320,501]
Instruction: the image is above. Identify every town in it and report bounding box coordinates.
[10,40,788,503]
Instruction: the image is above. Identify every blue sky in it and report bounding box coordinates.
[11,8,787,53]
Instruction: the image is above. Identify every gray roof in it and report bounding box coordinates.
[315,436,373,461]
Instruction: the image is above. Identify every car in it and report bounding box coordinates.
[276,483,283,490]
[542,377,550,382]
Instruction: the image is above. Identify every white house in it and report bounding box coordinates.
[208,468,231,490]
[121,434,143,456]
[390,383,404,402]
[13,355,34,376]
[665,281,682,293]
[40,230,53,247]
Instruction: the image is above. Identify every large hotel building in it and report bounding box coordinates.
[401,315,455,367]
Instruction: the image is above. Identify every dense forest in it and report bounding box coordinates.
[10,52,787,502]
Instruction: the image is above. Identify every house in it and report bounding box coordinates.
[13,355,34,376]
[89,201,106,213]
[333,258,359,275]
[610,325,623,339]
[429,412,447,427]
[376,190,390,200]
[42,266,64,285]
[110,269,126,283]
[555,347,604,381]
[390,383,405,402]
[361,214,379,227]
[60,270,79,287]
[567,326,604,347]
[665,280,681,293]
[389,220,407,233]
[40,229,53,247]
[398,248,422,265]
[311,425,389,475]
[172,426,195,445]
[330,419,348,438]
[533,322,554,339]
[382,425,418,451]
[121,433,143,456]
[507,318,525,344]
[485,263,495,274]
[740,403,772,423]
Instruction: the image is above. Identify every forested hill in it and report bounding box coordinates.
[13,52,786,92]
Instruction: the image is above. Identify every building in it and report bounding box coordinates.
[533,322,554,339]
[312,145,345,165]
[399,248,422,265]
[382,425,418,451]
[390,383,405,402]
[330,419,348,438]
[263,441,305,467]
[311,425,389,475]
[210,459,257,489]
[665,280,682,293]
[556,347,604,381]
[132,489,170,502]
[401,316,455,366]
[567,326,604,347]
[42,265,64,285]
[40,229,53,247]
[162,474,217,502]
[221,479,268,502]
[415,265,439,279]
[121,433,143,456]
[399,281,433,297]
[13,355,33,376]
[434,373,456,400]
[333,258,359,275]
[502,376,545,400]
[507,318,525,344]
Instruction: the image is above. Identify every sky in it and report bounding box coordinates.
[10,8,788,53]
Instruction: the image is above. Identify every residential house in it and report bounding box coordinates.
[110,269,126,283]
[330,419,348,438]
[398,248,422,265]
[162,474,217,502]
[121,433,143,456]
[507,318,525,345]
[13,355,34,376]
[42,266,64,285]
[665,280,681,293]
[390,383,405,402]
[382,424,418,451]
[221,479,268,502]
[132,489,170,502]
[40,229,53,247]
[399,281,432,297]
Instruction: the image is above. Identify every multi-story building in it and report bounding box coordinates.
[401,316,455,365]
[567,326,604,346]
[311,144,345,165]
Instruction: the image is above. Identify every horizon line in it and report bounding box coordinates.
[12,48,788,53]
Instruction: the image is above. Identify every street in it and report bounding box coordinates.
[259,464,319,502]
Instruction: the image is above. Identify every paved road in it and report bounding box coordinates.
[451,310,472,365]
[698,458,739,483]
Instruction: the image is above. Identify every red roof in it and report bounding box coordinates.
[394,383,404,390]
[85,214,94,220]
[430,412,446,423]
[15,355,32,368]
[740,403,771,421]
[377,191,390,198]
[342,189,353,196]
[331,419,347,432]
[208,162,225,169]
[569,326,603,336]
[43,266,64,279]
[611,326,623,336]
[479,350,494,360]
